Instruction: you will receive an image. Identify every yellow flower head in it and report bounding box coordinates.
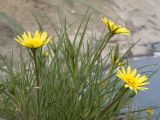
[42,51,49,58]
[116,66,149,94]
[101,17,130,36]
[145,108,154,116]
[15,30,51,49]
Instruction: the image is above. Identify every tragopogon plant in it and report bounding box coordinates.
[0,13,152,120]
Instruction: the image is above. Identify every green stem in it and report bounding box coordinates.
[32,49,40,120]
[87,32,113,74]
[100,88,128,116]
[3,90,25,120]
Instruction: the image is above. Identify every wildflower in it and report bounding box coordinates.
[101,17,129,36]
[42,51,49,58]
[145,108,154,116]
[15,30,51,49]
[116,66,149,94]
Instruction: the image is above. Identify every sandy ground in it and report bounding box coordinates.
[0,0,160,64]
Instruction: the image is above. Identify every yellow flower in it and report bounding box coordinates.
[15,30,51,49]
[42,51,49,58]
[116,66,149,94]
[101,17,129,36]
[145,108,154,116]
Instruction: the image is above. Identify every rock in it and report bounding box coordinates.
[0,0,160,59]
[152,42,160,52]
[131,45,153,57]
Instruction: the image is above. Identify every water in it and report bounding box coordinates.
[130,56,160,118]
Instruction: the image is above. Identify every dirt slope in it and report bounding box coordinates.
[0,0,160,63]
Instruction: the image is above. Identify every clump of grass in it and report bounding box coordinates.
[0,11,157,120]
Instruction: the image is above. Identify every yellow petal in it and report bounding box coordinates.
[28,32,32,40]
[34,30,40,39]
[115,27,130,35]
[41,31,47,41]
[131,69,137,77]
[22,32,29,41]
[127,66,131,74]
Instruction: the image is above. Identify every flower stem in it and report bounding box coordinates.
[32,49,40,120]
[100,88,128,116]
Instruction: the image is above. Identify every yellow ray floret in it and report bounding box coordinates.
[116,66,149,94]
[15,30,51,49]
[101,17,130,36]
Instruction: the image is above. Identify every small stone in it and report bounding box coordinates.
[71,9,76,14]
